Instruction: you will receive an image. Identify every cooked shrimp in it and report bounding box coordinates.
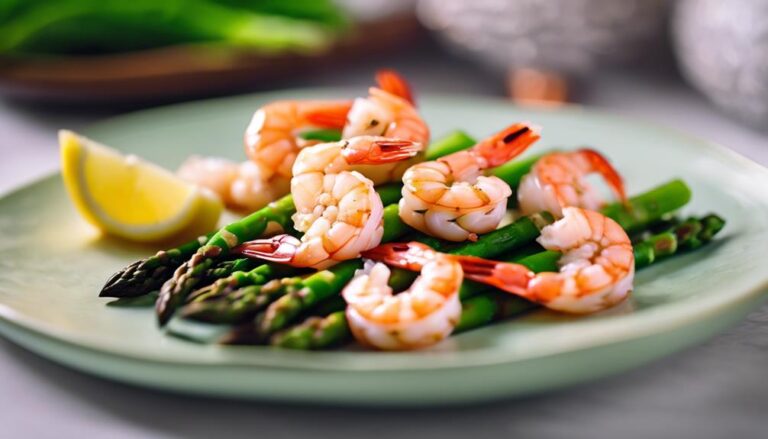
[399,123,541,242]
[365,207,635,314]
[177,155,240,205]
[343,70,430,185]
[234,71,420,211]
[342,256,463,350]
[233,137,421,269]
[244,100,351,180]
[517,149,627,217]
[229,161,291,212]
[177,157,290,212]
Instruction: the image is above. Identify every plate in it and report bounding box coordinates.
[1,90,767,405]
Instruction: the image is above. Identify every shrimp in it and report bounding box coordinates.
[244,100,351,181]
[342,256,463,350]
[342,70,430,185]
[177,157,290,212]
[233,137,421,269]
[517,149,627,218]
[177,155,240,205]
[364,207,635,314]
[399,123,541,242]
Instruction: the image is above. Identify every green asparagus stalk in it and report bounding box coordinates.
[633,232,677,268]
[491,152,548,190]
[414,212,556,257]
[156,195,297,326]
[455,292,536,333]
[270,311,350,349]
[424,131,477,160]
[221,260,363,344]
[601,179,692,233]
[185,263,292,303]
[100,233,212,298]
[299,129,342,142]
[180,276,303,324]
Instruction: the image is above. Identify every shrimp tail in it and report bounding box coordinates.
[375,69,415,104]
[362,242,436,271]
[475,123,542,167]
[233,235,301,263]
[578,148,628,205]
[342,138,421,165]
[304,101,353,129]
[453,256,534,296]
[364,242,534,297]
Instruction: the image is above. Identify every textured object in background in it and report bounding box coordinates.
[417,0,668,77]
[673,0,768,129]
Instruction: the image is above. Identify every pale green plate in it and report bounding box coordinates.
[1,90,767,406]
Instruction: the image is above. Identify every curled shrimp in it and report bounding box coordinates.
[234,137,421,269]
[343,70,430,185]
[342,256,463,350]
[240,70,417,210]
[365,207,635,314]
[517,149,627,217]
[245,100,351,180]
[177,157,290,212]
[177,155,240,205]
[399,123,541,242]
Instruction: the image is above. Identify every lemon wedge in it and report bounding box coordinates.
[60,130,222,242]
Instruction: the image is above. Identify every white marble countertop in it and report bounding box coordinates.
[0,49,766,438]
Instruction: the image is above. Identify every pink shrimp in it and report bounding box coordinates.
[364,207,635,314]
[399,123,541,242]
[233,137,420,269]
[517,149,627,217]
[343,256,463,350]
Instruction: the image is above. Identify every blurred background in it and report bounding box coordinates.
[0,0,767,181]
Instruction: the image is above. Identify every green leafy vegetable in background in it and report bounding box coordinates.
[0,0,348,55]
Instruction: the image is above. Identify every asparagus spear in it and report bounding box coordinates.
[424,131,476,160]
[185,263,292,303]
[156,194,297,326]
[413,212,556,257]
[601,179,692,233]
[270,311,350,349]
[100,233,212,298]
[180,276,303,324]
[299,129,342,142]
[221,260,362,344]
